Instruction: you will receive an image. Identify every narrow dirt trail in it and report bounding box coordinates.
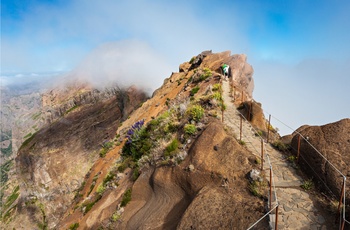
[221,79,333,229]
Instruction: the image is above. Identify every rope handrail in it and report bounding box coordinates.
[264,111,346,178]
[223,80,279,229]
[228,81,348,229]
[261,110,348,229]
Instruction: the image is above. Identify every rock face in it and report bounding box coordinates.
[12,84,147,229]
[182,51,254,101]
[291,118,350,214]
[115,120,266,230]
[238,100,268,134]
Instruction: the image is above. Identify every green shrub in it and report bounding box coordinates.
[99,141,113,158]
[117,162,128,172]
[200,67,212,81]
[121,188,132,207]
[248,181,266,198]
[212,83,221,91]
[254,157,261,165]
[238,140,246,146]
[122,120,153,161]
[4,185,20,211]
[111,212,121,222]
[254,130,263,137]
[69,223,79,230]
[82,194,102,215]
[212,92,222,101]
[65,105,78,115]
[31,112,42,120]
[1,160,13,184]
[165,139,179,157]
[132,168,140,181]
[184,124,197,135]
[87,174,99,196]
[23,133,32,139]
[96,184,106,195]
[287,155,296,162]
[103,172,114,185]
[19,132,37,150]
[301,180,313,191]
[190,86,200,96]
[186,105,204,121]
[164,122,179,133]
[272,140,289,151]
[176,79,182,86]
[189,56,195,64]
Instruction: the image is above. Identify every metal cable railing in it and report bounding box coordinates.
[225,80,349,229]
[222,81,279,229]
[263,110,349,229]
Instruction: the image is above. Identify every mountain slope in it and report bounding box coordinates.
[55,50,265,229]
[4,50,264,229]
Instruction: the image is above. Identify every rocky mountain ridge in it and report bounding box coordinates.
[1,50,348,229]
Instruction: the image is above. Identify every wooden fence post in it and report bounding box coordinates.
[297,135,301,162]
[240,115,242,141]
[267,114,271,143]
[222,109,224,122]
[275,205,279,230]
[261,139,264,171]
[248,100,252,121]
[337,177,346,225]
[270,166,272,210]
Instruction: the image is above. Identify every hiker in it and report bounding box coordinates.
[221,63,230,80]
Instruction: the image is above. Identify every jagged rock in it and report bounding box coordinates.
[189,50,212,71]
[179,62,191,72]
[188,164,195,172]
[249,169,261,181]
[290,118,350,213]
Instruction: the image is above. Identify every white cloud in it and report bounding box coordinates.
[68,40,173,94]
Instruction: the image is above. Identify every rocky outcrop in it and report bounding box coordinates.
[115,120,266,229]
[237,100,269,135]
[180,51,254,101]
[291,118,350,214]
[12,85,147,229]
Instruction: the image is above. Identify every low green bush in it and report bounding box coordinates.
[212,83,221,91]
[186,105,204,121]
[69,223,79,230]
[184,124,197,135]
[132,168,140,181]
[165,139,179,157]
[121,188,132,207]
[271,140,289,151]
[190,86,200,96]
[238,140,246,146]
[301,180,313,191]
[212,92,222,101]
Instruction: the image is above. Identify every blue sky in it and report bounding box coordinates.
[1,0,350,134]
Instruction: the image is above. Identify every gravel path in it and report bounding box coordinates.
[221,79,332,230]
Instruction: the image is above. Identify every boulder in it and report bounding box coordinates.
[291,118,350,215]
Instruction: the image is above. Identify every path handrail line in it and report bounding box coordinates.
[264,112,345,178]
[262,110,349,227]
